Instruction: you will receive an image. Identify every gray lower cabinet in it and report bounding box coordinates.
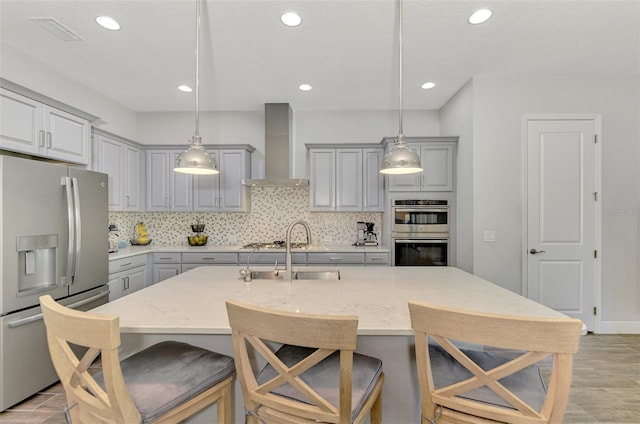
[238,251,306,268]
[307,252,365,267]
[108,254,148,301]
[153,251,239,283]
[365,252,390,266]
[182,252,238,265]
[152,252,182,283]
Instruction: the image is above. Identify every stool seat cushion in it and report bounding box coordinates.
[94,341,235,423]
[256,344,383,421]
[429,344,546,411]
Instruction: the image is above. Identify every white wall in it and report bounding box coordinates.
[471,75,640,330]
[136,111,264,177]
[0,44,137,140]
[294,109,440,177]
[440,80,474,273]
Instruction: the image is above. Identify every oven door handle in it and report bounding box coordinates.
[394,208,449,213]
[394,239,448,244]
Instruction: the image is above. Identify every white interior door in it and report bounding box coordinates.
[525,116,599,330]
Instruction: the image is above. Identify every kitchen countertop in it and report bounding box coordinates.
[109,244,389,260]
[92,266,567,336]
[90,265,570,423]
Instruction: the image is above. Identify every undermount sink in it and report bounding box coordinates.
[294,270,340,280]
[249,270,283,280]
[248,270,340,280]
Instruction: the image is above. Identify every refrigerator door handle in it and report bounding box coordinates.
[62,177,75,286]
[7,291,110,328]
[71,177,82,285]
[62,177,80,286]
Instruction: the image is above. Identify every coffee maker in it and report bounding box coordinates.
[364,222,378,246]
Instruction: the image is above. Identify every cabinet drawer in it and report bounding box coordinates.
[365,252,389,266]
[182,252,238,264]
[109,254,147,274]
[307,252,364,265]
[153,252,182,263]
[238,252,306,265]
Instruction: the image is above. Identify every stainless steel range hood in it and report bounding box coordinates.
[242,103,309,187]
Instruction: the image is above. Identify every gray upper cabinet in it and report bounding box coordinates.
[146,149,192,211]
[308,144,384,212]
[384,137,458,192]
[362,148,385,211]
[93,129,143,211]
[193,148,252,212]
[0,87,91,165]
[148,145,253,212]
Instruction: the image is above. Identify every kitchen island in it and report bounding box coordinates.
[92,266,569,423]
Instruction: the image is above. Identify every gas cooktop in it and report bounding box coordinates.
[242,241,309,250]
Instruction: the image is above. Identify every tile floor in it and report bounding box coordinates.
[0,334,638,423]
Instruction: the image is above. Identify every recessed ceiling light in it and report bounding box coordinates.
[298,84,312,91]
[421,82,436,90]
[468,9,492,25]
[96,16,121,31]
[178,85,193,93]
[281,12,302,27]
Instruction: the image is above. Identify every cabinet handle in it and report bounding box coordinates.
[175,269,180,275]
[46,132,52,148]
[158,257,172,260]
[125,195,130,206]
[369,257,384,261]
[119,262,132,268]
[122,276,129,290]
[39,130,45,147]
[329,257,343,261]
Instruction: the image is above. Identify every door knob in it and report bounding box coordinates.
[529,248,546,254]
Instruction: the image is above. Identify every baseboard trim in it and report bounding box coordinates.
[598,321,640,334]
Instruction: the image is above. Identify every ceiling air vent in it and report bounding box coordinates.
[30,17,84,41]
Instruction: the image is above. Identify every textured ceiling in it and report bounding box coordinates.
[1,0,638,113]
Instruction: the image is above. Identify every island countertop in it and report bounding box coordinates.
[92,265,567,336]
[90,266,571,423]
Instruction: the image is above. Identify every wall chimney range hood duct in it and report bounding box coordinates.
[243,103,309,187]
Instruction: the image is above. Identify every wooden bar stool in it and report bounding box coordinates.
[225,299,384,424]
[408,301,582,424]
[40,294,235,423]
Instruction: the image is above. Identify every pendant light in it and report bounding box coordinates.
[380,0,423,175]
[174,0,219,175]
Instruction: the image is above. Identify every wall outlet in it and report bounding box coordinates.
[483,230,496,242]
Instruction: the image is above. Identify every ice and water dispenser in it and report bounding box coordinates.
[16,234,58,296]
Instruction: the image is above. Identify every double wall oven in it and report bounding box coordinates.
[391,200,449,266]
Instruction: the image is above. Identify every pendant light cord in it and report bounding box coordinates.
[195,0,200,139]
[397,0,404,143]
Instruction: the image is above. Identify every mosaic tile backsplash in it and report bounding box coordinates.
[108,187,383,246]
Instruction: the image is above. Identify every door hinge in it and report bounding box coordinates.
[593,306,597,315]
[594,250,598,258]
[593,192,598,201]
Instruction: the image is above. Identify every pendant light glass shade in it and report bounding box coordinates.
[173,0,219,175]
[380,0,422,175]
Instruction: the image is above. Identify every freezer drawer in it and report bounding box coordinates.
[0,286,109,411]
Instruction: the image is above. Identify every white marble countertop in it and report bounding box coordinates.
[109,244,389,260]
[92,266,567,336]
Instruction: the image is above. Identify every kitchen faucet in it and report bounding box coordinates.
[285,220,311,281]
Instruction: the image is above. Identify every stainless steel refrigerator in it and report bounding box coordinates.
[0,154,110,411]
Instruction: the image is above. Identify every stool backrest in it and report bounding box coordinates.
[40,295,140,423]
[225,299,359,423]
[408,301,582,424]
